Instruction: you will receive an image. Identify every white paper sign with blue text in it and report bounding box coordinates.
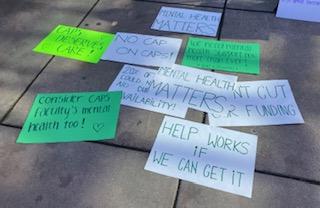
[276,0,320,23]
[108,64,238,117]
[108,64,187,117]
[145,116,257,198]
[208,80,305,126]
[101,32,182,67]
[152,7,222,36]
[158,64,237,91]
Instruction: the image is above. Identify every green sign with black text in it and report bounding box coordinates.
[182,37,260,74]
[33,24,114,63]
[17,91,122,143]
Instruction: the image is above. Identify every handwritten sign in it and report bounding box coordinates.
[108,64,237,117]
[158,64,238,90]
[182,37,260,74]
[17,91,122,143]
[208,80,305,126]
[276,0,320,23]
[101,32,182,67]
[145,116,257,198]
[33,25,115,63]
[151,7,221,37]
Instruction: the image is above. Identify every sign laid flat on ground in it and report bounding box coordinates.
[276,0,320,23]
[109,65,187,117]
[182,37,260,74]
[33,25,115,63]
[151,6,221,37]
[108,64,237,117]
[101,32,182,67]
[145,116,257,198]
[158,64,238,91]
[208,80,305,126]
[17,91,122,143]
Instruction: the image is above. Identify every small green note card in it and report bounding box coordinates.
[33,24,114,63]
[17,91,122,143]
[182,37,260,74]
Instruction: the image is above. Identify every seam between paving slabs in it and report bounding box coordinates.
[2,122,320,187]
[134,0,224,9]
[0,0,101,124]
[1,0,318,200]
[0,56,55,123]
[171,1,229,205]
[226,7,276,14]
[199,0,229,125]
[134,0,277,13]
[172,180,181,208]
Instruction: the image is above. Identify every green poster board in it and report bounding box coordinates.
[33,24,114,63]
[17,91,122,143]
[182,37,260,74]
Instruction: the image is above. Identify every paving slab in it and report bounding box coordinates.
[227,0,278,12]
[176,174,320,208]
[217,10,320,181]
[3,0,212,150]
[0,125,178,208]
[0,0,97,120]
[136,0,225,8]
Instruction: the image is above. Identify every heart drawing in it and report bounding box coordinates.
[93,123,105,133]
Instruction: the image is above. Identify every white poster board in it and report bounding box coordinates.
[152,7,222,36]
[108,64,187,117]
[101,32,182,67]
[109,66,303,126]
[276,0,320,23]
[158,64,237,92]
[145,116,258,198]
[108,64,237,117]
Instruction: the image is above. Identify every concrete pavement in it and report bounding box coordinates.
[1,0,320,207]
